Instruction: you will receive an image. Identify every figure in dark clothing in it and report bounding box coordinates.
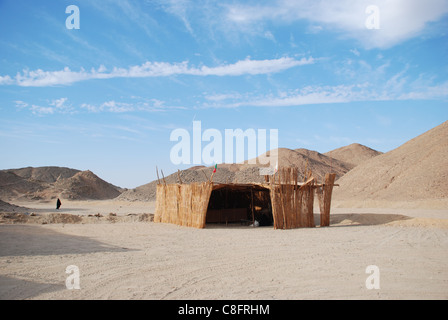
[56,198,62,210]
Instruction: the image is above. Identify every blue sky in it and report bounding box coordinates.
[1,0,447,188]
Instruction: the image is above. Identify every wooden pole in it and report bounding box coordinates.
[251,187,255,227]
[278,169,286,229]
[177,169,183,184]
[210,166,216,183]
[161,169,167,186]
[156,166,161,185]
[321,173,336,227]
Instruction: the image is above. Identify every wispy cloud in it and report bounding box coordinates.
[81,99,185,113]
[14,98,74,115]
[15,98,186,116]
[0,75,13,85]
[2,57,314,87]
[160,0,195,35]
[201,79,448,108]
[223,0,448,49]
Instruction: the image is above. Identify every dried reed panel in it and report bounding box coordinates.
[154,184,165,223]
[154,182,212,228]
[300,182,315,227]
[269,185,284,229]
[179,183,191,227]
[166,184,180,224]
[269,167,314,229]
[191,182,213,228]
[154,184,178,224]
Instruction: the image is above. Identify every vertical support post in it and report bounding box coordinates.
[156,166,161,185]
[177,169,183,184]
[320,173,336,227]
[251,187,255,227]
[161,169,167,185]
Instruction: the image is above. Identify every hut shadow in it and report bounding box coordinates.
[204,213,412,229]
[205,222,264,229]
[0,275,65,299]
[326,213,412,227]
[0,225,135,257]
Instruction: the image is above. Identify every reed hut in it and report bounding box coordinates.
[154,167,336,229]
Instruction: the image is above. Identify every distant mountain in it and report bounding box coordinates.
[334,121,448,202]
[0,167,122,201]
[324,143,382,167]
[0,170,45,199]
[254,147,352,180]
[7,166,81,183]
[118,147,352,201]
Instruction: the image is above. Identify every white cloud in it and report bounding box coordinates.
[50,97,73,112]
[201,78,448,108]
[30,105,55,115]
[161,0,194,35]
[81,99,186,113]
[81,101,135,113]
[14,100,28,109]
[2,57,313,87]
[15,98,73,115]
[264,31,276,42]
[350,48,360,57]
[196,57,313,76]
[15,97,187,116]
[205,93,244,101]
[0,75,13,85]
[224,0,448,49]
[228,84,372,107]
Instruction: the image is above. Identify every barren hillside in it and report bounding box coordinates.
[7,166,80,183]
[0,167,122,201]
[334,121,448,202]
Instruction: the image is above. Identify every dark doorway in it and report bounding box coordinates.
[206,185,273,226]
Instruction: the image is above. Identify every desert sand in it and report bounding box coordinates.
[1,199,447,300]
[1,122,447,300]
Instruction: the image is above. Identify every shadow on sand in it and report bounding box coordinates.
[0,275,66,300]
[328,213,412,227]
[204,213,413,229]
[0,224,134,257]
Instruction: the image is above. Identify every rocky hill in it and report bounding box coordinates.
[324,143,382,167]
[0,167,122,201]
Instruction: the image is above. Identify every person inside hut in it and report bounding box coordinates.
[56,198,62,210]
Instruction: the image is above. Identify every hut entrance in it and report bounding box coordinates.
[206,184,273,227]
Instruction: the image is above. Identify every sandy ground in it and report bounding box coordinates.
[0,200,447,300]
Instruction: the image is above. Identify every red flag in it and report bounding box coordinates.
[213,164,217,173]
